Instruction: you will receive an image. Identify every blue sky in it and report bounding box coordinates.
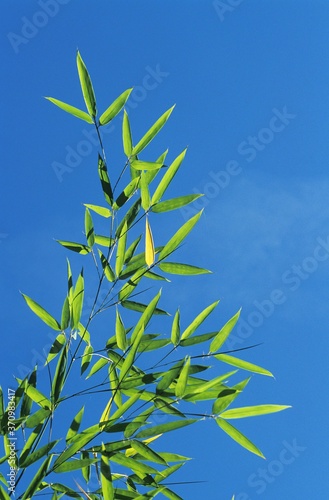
[1,0,329,498]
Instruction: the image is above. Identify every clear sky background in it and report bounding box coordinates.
[1,1,329,498]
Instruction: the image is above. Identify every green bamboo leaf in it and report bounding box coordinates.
[130,440,167,466]
[83,204,112,218]
[103,393,142,431]
[185,371,237,397]
[152,194,203,213]
[19,369,36,419]
[215,354,273,377]
[118,327,145,383]
[153,398,185,418]
[81,450,91,484]
[138,338,171,352]
[132,106,175,156]
[86,357,108,379]
[121,300,168,315]
[154,464,184,484]
[140,172,151,210]
[76,50,97,117]
[124,235,142,264]
[0,484,11,500]
[98,154,113,206]
[100,445,115,500]
[56,240,91,255]
[210,309,241,353]
[54,457,98,473]
[212,378,250,415]
[145,149,169,185]
[25,408,51,428]
[179,331,217,347]
[151,149,187,204]
[52,344,68,403]
[19,440,58,468]
[21,293,61,331]
[22,382,51,410]
[116,198,141,237]
[67,258,73,303]
[99,88,133,125]
[158,210,202,261]
[21,455,53,500]
[19,422,43,464]
[98,250,115,282]
[81,344,93,375]
[180,300,219,341]
[216,418,265,458]
[135,419,197,439]
[116,221,128,276]
[51,483,83,498]
[113,178,140,210]
[46,333,66,365]
[162,487,184,500]
[53,428,99,470]
[118,267,145,302]
[110,452,159,476]
[175,357,191,399]
[171,309,180,346]
[66,406,85,443]
[71,270,84,329]
[130,290,161,344]
[110,366,122,408]
[116,309,127,351]
[77,323,91,344]
[95,235,115,247]
[159,262,211,276]
[45,97,93,123]
[123,109,133,157]
[156,360,184,393]
[220,404,291,419]
[61,297,70,330]
[131,160,163,171]
[157,452,190,463]
[144,270,169,282]
[84,208,95,247]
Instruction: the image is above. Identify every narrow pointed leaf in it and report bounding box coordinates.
[216,418,265,458]
[66,406,85,443]
[145,218,155,267]
[118,267,145,301]
[115,309,127,351]
[45,97,93,123]
[215,354,273,377]
[151,149,187,204]
[145,149,169,185]
[110,366,122,408]
[54,457,98,473]
[84,208,95,247]
[98,249,115,282]
[116,198,141,236]
[45,333,66,364]
[61,297,70,330]
[180,300,219,341]
[131,160,163,171]
[156,360,184,393]
[21,294,61,331]
[159,262,211,276]
[101,446,115,500]
[113,177,140,210]
[116,221,128,276]
[95,235,114,247]
[51,344,68,403]
[141,172,151,210]
[123,109,133,157]
[124,235,142,264]
[210,309,241,353]
[171,310,180,345]
[152,194,203,213]
[56,240,91,255]
[158,210,202,261]
[21,455,53,500]
[179,330,217,347]
[121,300,168,315]
[135,419,197,439]
[81,344,93,375]
[130,290,161,344]
[175,357,191,398]
[99,88,133,125]
[132,106,175,156]
[212,378,250,414]
[98,154,113,205]
[19,440,58,468]
[220,404,291,419]
[84,204,111,218]
[25,408,51,428]
[130,440,167,466]
[77,50,96,117]
[72,271,84,329]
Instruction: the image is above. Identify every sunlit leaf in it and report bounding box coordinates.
[19,440,58,468]
[98,154,113,206]
[123,109,133,157]
[25,408,51,428]
[131,160,163,171]
[216,418,265,458]
[132,106,175,156]
[215,354,273,377]
[212,378,250,415]
[130,290,161,344]
[66,406,85,443]
[116,198,141,237]
[45,333,66,365]
[84,204,112,218]
[130,440,167,466]
[95,235,115,247]
[45,97,93,123]
[21,455,53,500]
[175,356,190,399]
[51,343,68,403]
[180,300,219,341]
[99,88,133,125]
[159,262,211,276]
[21,294,61,331]
[145,218,155,267]
[86,357,108,379]
[81,344,93,375]
[116,309,127,351]
[116,221,128,276]
[72,270,84,329]
[56,240,91,255]
[100,444,115,500]
[210,309,241,353]
[135,419,197,439]
[113,178,140,210]
[77,50,96,117]
[84,208,95,247]
[158,210,202,261]
[151,149,187,204]
[54,457,98,473]
[220,404,291,419]
[121,300,168,315]
[98,250,115,282]
[124,235,142,264]
[152,194,202,213]
[171,309,180,346]
[141,172,151,210]
[179,331,217,347]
